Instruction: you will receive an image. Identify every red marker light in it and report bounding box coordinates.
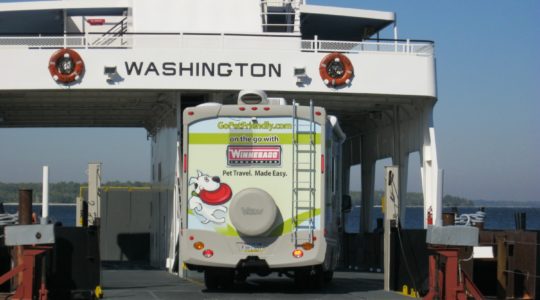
[264,107,270,111]
[188,111,194,116]
[251,107,258,111]
[315,111,322,116]
[183,154,188,173]
[202,249,214,258]
[321,154,325,174]
[239,107,246,111]
[189,235,194,241]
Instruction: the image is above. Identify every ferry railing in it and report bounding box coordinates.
[302,37,434,54]
[89,17,128,47]
[0,33,434,55]
[0,35,85,48]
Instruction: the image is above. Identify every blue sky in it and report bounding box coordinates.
[0,1,539,202]
[317,0,540,202]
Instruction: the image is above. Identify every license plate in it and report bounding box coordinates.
[238,242,266,253]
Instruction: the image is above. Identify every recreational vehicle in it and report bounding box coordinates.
[180,90,348,288]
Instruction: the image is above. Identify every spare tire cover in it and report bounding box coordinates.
[229,188,277,236]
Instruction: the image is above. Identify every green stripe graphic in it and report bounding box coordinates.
[214,208,321,237]
[189,133,320,145]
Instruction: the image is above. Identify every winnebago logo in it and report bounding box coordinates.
[227,146,281,166]
[124,62,281,77]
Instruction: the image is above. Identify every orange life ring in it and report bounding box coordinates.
[319,52,354,87]
[48,48,85,84]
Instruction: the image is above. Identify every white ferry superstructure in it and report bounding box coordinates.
[0,0,441,273]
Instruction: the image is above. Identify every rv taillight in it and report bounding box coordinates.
[189,235,194,241]
[183,154,187,173]
[292,249,304,258]
[321,155,325,174]
[315,111,322,116]
[202,249,214,258]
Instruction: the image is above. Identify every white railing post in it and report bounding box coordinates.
[221,32,225,50]
[63,9,67,48]
[41,166,49,224]
[314,35,318,53]
[406,39,410,53]
[179,32,182,49]
[393,21,398,52]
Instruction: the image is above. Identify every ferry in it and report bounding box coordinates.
[0,0,441,294]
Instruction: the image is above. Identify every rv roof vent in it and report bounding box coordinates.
[238,90,269,105]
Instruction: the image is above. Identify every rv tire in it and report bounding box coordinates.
[294,269,310,289]
[311,268,324,289]
[205,269,235,290]
[204,270,219,290]
[323,270,334,283]
[220,269,235,289]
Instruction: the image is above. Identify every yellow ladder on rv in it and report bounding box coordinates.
[292,100,316,246]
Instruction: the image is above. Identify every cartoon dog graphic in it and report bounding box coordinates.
[188,170,232,224]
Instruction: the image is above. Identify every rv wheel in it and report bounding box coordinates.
[294,269,311,289]
[235,271,248,283]
[219,269,235,289]
[204,270,219,290]
[323,270,334,283]
[311,269,325,289]
[204,269,235,290]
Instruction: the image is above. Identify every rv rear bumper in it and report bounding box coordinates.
[181,229,326,269]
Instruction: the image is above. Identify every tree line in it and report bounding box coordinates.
[349,191,474,207]
[0,181,474,206]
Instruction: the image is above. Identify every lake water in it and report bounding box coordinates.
[3,204,540,231]
[3,204,76,226]
[344,206,540,232]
